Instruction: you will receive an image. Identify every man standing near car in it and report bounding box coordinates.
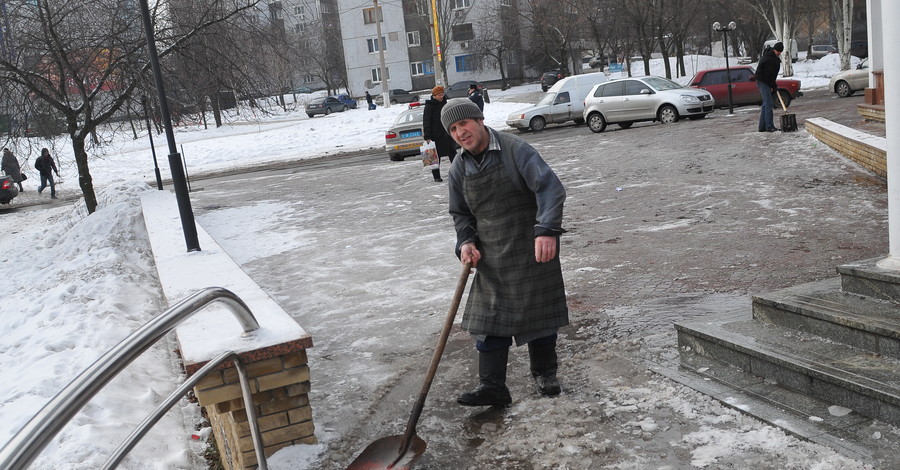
[756,41,783,132]
[442,99,569,407]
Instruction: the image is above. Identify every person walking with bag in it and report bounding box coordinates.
[35,148,60,199]
[443,99,569,407]
[756,42,783,132]
[2,148,24,192]
[422,86,457,182]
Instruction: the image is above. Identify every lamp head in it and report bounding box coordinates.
[727,21,737,30]
[712,21,721,31]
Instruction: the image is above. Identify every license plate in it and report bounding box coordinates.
[400,130,422,139]
[395,143,420,150]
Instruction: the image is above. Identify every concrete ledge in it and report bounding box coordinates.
[805,117,887,178]
[858,104,886,122]
[140,189,316,470]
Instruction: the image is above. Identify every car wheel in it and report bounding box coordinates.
[529,116,546,132]
[687,114,706,120]
[391,100,397,105]
[325,108,332,115]
[587,112,606,133]
[342,105,348,112]
[389,154,403,161]
[658,104,678,124]
[307,114,314,118]
[617,121,633,129]
[777,90,792,107]
[835,81,853,98]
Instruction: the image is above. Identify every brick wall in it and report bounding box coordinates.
[805,118,887,178]
[192,349,317,469]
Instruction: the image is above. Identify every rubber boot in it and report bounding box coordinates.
[457,348,512,407]
[528,338,561,396]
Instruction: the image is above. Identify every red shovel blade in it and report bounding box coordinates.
[346,434,427,469]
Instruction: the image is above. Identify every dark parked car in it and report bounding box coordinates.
[444,81,490,102]
[305,96,351,117]
[1,175,19,204]
[540,71,565,92]
[375,89,420,105]
[334,94,358,109]
[689,66,802,107]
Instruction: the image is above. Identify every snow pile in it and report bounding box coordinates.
[0,183,204,469]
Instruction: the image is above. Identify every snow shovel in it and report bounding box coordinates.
[347,262,472,470]
[776,90,798,132]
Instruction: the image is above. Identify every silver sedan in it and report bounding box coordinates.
[582,76,714,133]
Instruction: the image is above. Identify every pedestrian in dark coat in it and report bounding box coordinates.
[2,148,24,191]
[756,42,783,132]
[365,91,375,110]
[443,99,568,407]
[35,148,60,199]
[467,84,484,111]
[423,86,458,182]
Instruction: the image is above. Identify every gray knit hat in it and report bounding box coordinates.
[440,98,484,133]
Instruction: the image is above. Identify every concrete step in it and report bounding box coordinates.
[675,311,900,426]
[838,257,900,304]
[751,277,900,359]
[641,343,899,462]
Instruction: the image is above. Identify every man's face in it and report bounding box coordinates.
[449,118,489,153]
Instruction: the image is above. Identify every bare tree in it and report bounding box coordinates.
[0,0,261,213]
[472,0,524,88]
[741,0,801,76]
[831,0,853,71]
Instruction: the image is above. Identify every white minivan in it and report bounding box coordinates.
[506,72,609,131]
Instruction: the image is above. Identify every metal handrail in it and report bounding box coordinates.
[0,287,267,470]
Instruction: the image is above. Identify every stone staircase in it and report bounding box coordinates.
[671,257,900,458]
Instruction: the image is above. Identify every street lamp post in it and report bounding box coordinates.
[713,21,737,115]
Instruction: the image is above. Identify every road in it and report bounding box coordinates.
[188,88,894,469]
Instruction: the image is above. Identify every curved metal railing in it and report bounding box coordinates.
[0,287,268,470]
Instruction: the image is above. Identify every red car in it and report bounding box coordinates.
[689,66,802,108]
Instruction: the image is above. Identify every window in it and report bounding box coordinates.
[303,74,315,84]
[294,5,305,19]
[598,81,623,97]
[404,0,429,15]
[623,80,647,95]
[553,92,570,105]
[294,23,305,33]
[455,54,476,72]
[451,23,474,41]
[699,71,726,86]
[453,0,472,9]
[367,37,386,53]
[407,31,421,46]
[371,67,391,83]
[410,61,433,76]
[269,1,283,20]
[506,50,518,65]
[500,0,511,6]
[363,6,382,23]
[320,3,333,14]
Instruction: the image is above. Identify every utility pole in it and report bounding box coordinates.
[430,0,444,86]
[373,0,390,107]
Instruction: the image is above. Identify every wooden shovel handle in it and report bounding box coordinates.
[776,88,788,112]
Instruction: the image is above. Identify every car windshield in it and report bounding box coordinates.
[537,92,557,106]
[643,76,684,91]
[310,98,326,104]
[393,110,424,125]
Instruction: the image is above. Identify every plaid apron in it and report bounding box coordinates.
[460,161,568,337]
